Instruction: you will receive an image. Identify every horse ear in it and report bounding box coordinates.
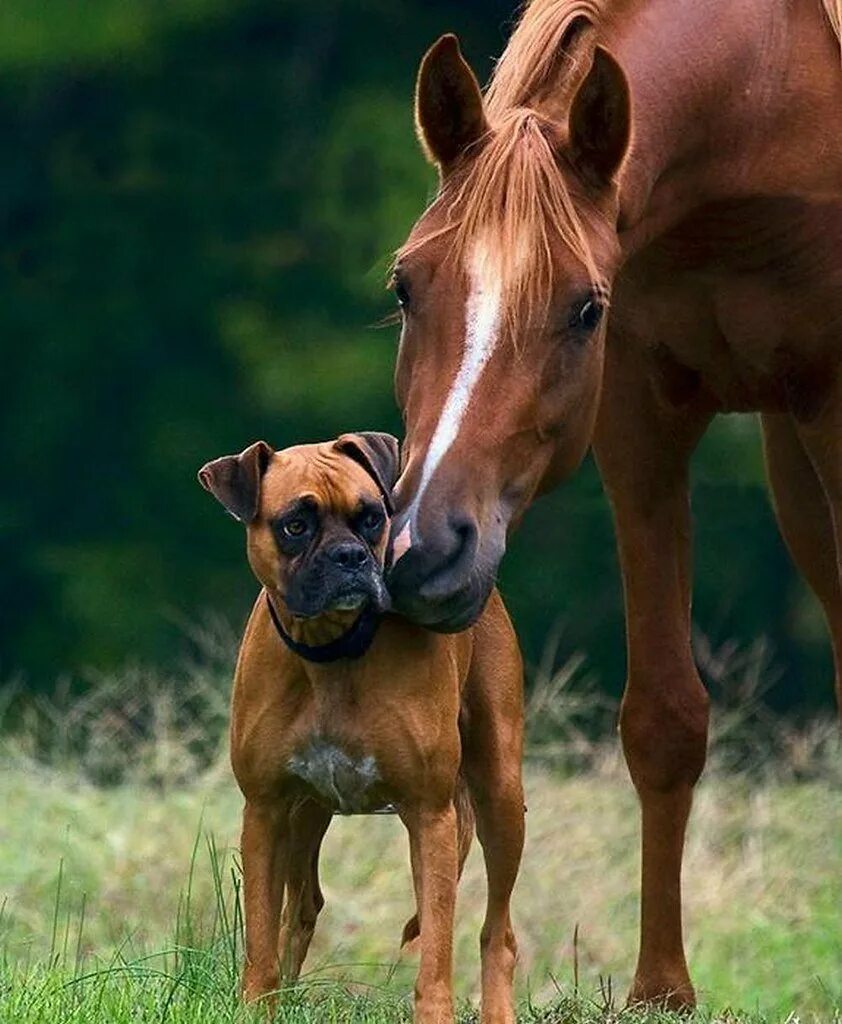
[568,46,631,187]
[197,440,274,523]
[415,34,489,173]
[334,432,400,513]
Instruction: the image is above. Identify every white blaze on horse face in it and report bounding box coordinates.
[390,243,505,566]
[392,521,413,563]
[414,242,504,505]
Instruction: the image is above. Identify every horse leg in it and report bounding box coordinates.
[762,412,842,710]
[787,378,842,713]
[277,800,332,981]
[593,351,714,1009]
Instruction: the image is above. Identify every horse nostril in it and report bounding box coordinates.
[386,505,505,630]
[387,513,480,591]
[417,514,478,591]
[447,516,477,561]
[329,542,368,569]
[451,517,475,546]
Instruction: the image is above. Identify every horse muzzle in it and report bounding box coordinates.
[386,511,504,632]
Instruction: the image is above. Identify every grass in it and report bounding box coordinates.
[0,632,840,1023]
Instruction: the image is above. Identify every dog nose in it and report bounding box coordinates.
[327,541,368,570]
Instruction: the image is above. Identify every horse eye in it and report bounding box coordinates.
[570,293,605,334]
[283,518,308,538]
[393,276,411,310]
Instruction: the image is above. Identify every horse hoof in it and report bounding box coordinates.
[627,974,696,1012]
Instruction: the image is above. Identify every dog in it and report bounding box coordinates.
[198,432,525,1024]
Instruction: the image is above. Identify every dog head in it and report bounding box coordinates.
[198,433,400,619]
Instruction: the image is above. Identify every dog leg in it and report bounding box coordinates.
[277,800,332,980]
[240,799,289,1004]
[462,593,525,1024]
[468,775,523,1024]
[402,802,459,1024]
[401,777,473,953]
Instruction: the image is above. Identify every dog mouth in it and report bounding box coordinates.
[329,589,370,612]
[344,573,390,613]
[286,571,390,619]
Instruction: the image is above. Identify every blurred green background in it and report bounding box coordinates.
[0,0,833,710]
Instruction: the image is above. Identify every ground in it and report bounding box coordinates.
[1,730,839,1023]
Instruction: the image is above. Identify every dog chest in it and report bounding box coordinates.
[287,738,388,814]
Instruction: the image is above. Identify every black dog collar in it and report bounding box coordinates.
[265,592,381,664]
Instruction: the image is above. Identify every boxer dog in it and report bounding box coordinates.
[198,433,525,1024]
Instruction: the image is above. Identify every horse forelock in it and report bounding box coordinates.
[396,0,842,290]
[396,110,600,338]
[451,0,606,323]
[453,109,599,327]
[395,2,609,335]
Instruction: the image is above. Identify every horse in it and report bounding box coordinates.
[385,0,842,1009]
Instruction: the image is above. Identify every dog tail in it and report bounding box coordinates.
[454,772,476,876]
[400,774,475,952]
[400,912,421,951]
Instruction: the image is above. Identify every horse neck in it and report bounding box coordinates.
[604,0,842,251]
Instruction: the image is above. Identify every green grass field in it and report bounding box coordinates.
[1,652,840,1023]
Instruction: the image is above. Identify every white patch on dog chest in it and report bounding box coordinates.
[288,739,382,814]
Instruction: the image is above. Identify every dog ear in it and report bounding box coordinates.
[197,440,274,523]
[334,432,400,513]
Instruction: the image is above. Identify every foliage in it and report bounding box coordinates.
[0,0,835,709]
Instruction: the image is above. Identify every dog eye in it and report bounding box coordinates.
[360,509,384,532]
[283,518,309,538]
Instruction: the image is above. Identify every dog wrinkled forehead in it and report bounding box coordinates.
[199,434,400,527]
[259,442,394,521]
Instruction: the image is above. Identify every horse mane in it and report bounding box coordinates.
[485,0,604,118]
[821,0,842,43]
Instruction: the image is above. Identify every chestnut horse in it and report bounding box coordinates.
[386,0,842,1009]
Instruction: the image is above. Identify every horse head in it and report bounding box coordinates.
[388,30,631,630]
